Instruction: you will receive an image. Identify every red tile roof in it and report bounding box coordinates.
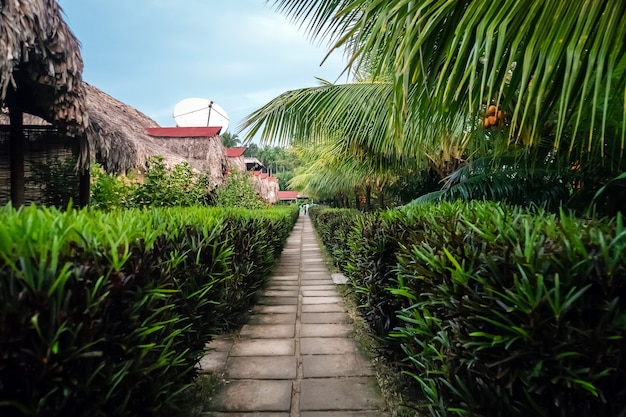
[145,126,221,137]
[278,191,299,200]
[226,147,246,157]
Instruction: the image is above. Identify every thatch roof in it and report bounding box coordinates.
[2,79,229,177]
[1,83,188,173]
[0,0,88,137]
[84,83,188,173]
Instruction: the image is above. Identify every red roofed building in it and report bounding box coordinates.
[225,147,246,172]
[144,126,227,185]
[225,147,246,158]
[145,126,221,138]
[278,191,299,201]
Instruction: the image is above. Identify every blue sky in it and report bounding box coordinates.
[57,0,349,139]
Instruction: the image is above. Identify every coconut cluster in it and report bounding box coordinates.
[483,105,503,128]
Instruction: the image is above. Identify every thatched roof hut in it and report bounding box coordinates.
[251,171,280,204]
[84,83,189,173]
[0,0,87,134]
[0,0,89,206]
[2,83,229,181]
[145,126,229,186]
[226,147,247,172]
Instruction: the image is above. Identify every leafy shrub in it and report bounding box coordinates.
[213,170,264,209]
[309,206,360,268]
[130,157,211,207]
[310,206,406,349]
[311,202,626,416]
[391,202,626,417]
[0,205,298,417]
[90,157,211,209]
[89,163,134,209]
[31,156,80,206]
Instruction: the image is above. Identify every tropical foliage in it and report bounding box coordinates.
[220,132,241,148]
[240,0,626,213]
[0,204,298,417]
[90,157,211,209]
[311,203,626,416]
[213,170,264,209]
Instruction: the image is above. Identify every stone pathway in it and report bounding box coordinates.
[200,214,389,417]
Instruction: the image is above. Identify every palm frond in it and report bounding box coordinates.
[271,0,626,157]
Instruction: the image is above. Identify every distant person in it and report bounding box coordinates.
[304,203,309,215]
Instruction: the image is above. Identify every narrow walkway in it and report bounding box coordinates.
[200,214,388,417]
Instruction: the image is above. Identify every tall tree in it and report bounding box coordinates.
[221,132,241,148]
[239,0,626,211]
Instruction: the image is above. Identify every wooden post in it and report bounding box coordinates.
[9,107,25,207]
[78,167,90,207]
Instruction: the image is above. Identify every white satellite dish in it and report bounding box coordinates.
[173,98,229,133]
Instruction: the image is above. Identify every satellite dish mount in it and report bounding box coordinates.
[173,98,229,133]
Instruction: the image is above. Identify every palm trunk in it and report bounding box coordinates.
[9,107,25,207]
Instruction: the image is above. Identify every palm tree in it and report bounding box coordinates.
[239,0,626,211]
[221,132,241,148]
[272,0,625,156]
[288,136,411,209]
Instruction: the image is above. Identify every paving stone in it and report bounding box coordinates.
[203,413,289,417]
[257,297,298,306]
[331,273,349,284]
[226,356,296,379]
[300,378,384,411]
[300,412,385,417]
[206,336,235,351]
[208,380,292,412]
[300,280,332,286]
[272,275,299,281]
[301,312,350,324]
[266,280,299,287]
[298,285,335,291]
[301,270,330,276]
[198,350,228,373]
[300,323,353,337]
[240,324,295,338]
[302,296,343,305]
[248,313,296,325]
[253,305,297,314]
[302,354,374,377]
[301,290,339,297]
[302,257,325,263]
[262,290,299,297]
[302,304,345,313]
[300,338,356,355]
[266,285,301,291]
[230,339,295,356]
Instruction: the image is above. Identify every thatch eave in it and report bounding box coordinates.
[0,0,88,138]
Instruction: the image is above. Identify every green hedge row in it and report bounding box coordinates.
[310,202,626,416]
[0,205,298,417]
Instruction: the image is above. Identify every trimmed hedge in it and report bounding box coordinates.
[310,202,626,416]
[0,205,298,417]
